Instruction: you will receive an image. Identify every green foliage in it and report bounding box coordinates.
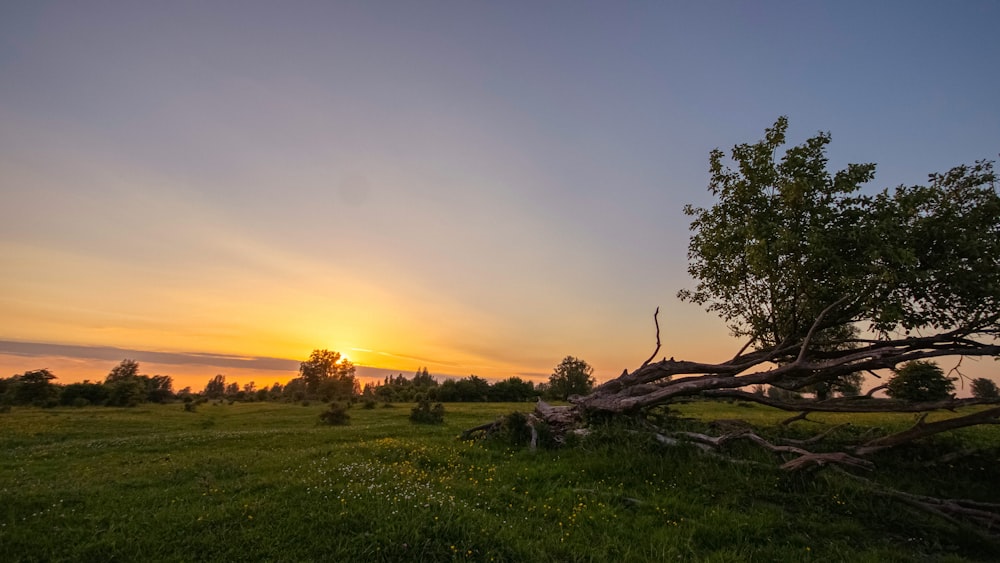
[60,381,109,406]
[103,360,174,406]
[318,402,351,425]
[431,375,491,402]
[105,359,140,383]
[409,398,445,424]
[204,374,226,399]
[547,356,595,400]
[679,117,1000,347]
[971,377,1000,399]
[371,368,439,402]
[488,377,539,402]
[886,361,956,402]
[9,369,58,406]
[105,378,147,407]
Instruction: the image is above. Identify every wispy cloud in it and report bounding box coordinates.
[0,340,298,371]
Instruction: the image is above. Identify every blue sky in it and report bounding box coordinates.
[1,1,997,389]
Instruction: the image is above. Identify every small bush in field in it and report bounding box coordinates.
[490,411,533,446]
[362,399,377,409]
[410,399,445,424]
[319,402,351,426]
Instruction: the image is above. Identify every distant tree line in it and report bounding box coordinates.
[3,351,989,410]
[362,370,540,403]
[0,359,177,408]
[0,352,607,409]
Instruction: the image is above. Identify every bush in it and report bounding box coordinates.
[491,411,533,446]
[362,399,377,409]
[319,402,351,426]
[886,361,955,402]
[410,399,445,424]
[971,377,1000,399]
[183,401,198,412]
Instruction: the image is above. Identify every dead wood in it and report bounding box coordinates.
[833,467,1000,540]
[779,423,851,446]
[855,407,1000,456]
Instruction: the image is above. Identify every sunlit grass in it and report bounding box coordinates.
[1,401,997,561]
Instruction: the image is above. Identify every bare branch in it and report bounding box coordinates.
[780,423,852,446]
[728,337,758,363]
[795,297,851,364]
[864,384,888,398]
[701,389,1000,413]
[639,307,661,370]
[855,407,1000,456]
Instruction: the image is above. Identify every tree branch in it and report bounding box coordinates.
[855,407,1000,456]
[639,307,661,369]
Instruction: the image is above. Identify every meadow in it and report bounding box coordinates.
[2,401,999,562]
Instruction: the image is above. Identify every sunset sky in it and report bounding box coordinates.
[2,2,998,391]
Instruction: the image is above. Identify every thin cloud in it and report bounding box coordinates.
[0,340,298,372]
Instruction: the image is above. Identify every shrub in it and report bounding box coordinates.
[491,411,533,446]
[410,399,445,424]
[971,377,1000,399]
[886,361,955,402]
[183,401,198,412]
[319,402,350,426]
[362,399,377,409]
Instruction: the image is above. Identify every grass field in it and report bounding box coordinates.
[2,400,999,562]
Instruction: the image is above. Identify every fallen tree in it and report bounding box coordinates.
[465,118,1000,535]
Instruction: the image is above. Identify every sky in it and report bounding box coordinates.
[1,1,998,392]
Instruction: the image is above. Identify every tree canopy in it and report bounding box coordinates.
[678,116,1000,350]
[885,361,955,402]
[547,356,595,401]
[299,349,358,400]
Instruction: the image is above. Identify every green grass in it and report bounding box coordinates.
[1,401,998,561]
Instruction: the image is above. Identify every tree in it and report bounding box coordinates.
[106,359,140,383]
[412,367,437,387]
[147,375,174,403]
[204,374,226,399]
[885,361,955,402]
[60,381,109,406]
[12,369,58,405]
[547,357,594,401]
[679,117,1000,349]
[104,360,147,407]
[464,119,1000,533]
[299,349,358,399]
[971,377,1000,399]
[489,377,538,402]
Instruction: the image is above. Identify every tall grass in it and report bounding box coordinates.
[1,401,997,561]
